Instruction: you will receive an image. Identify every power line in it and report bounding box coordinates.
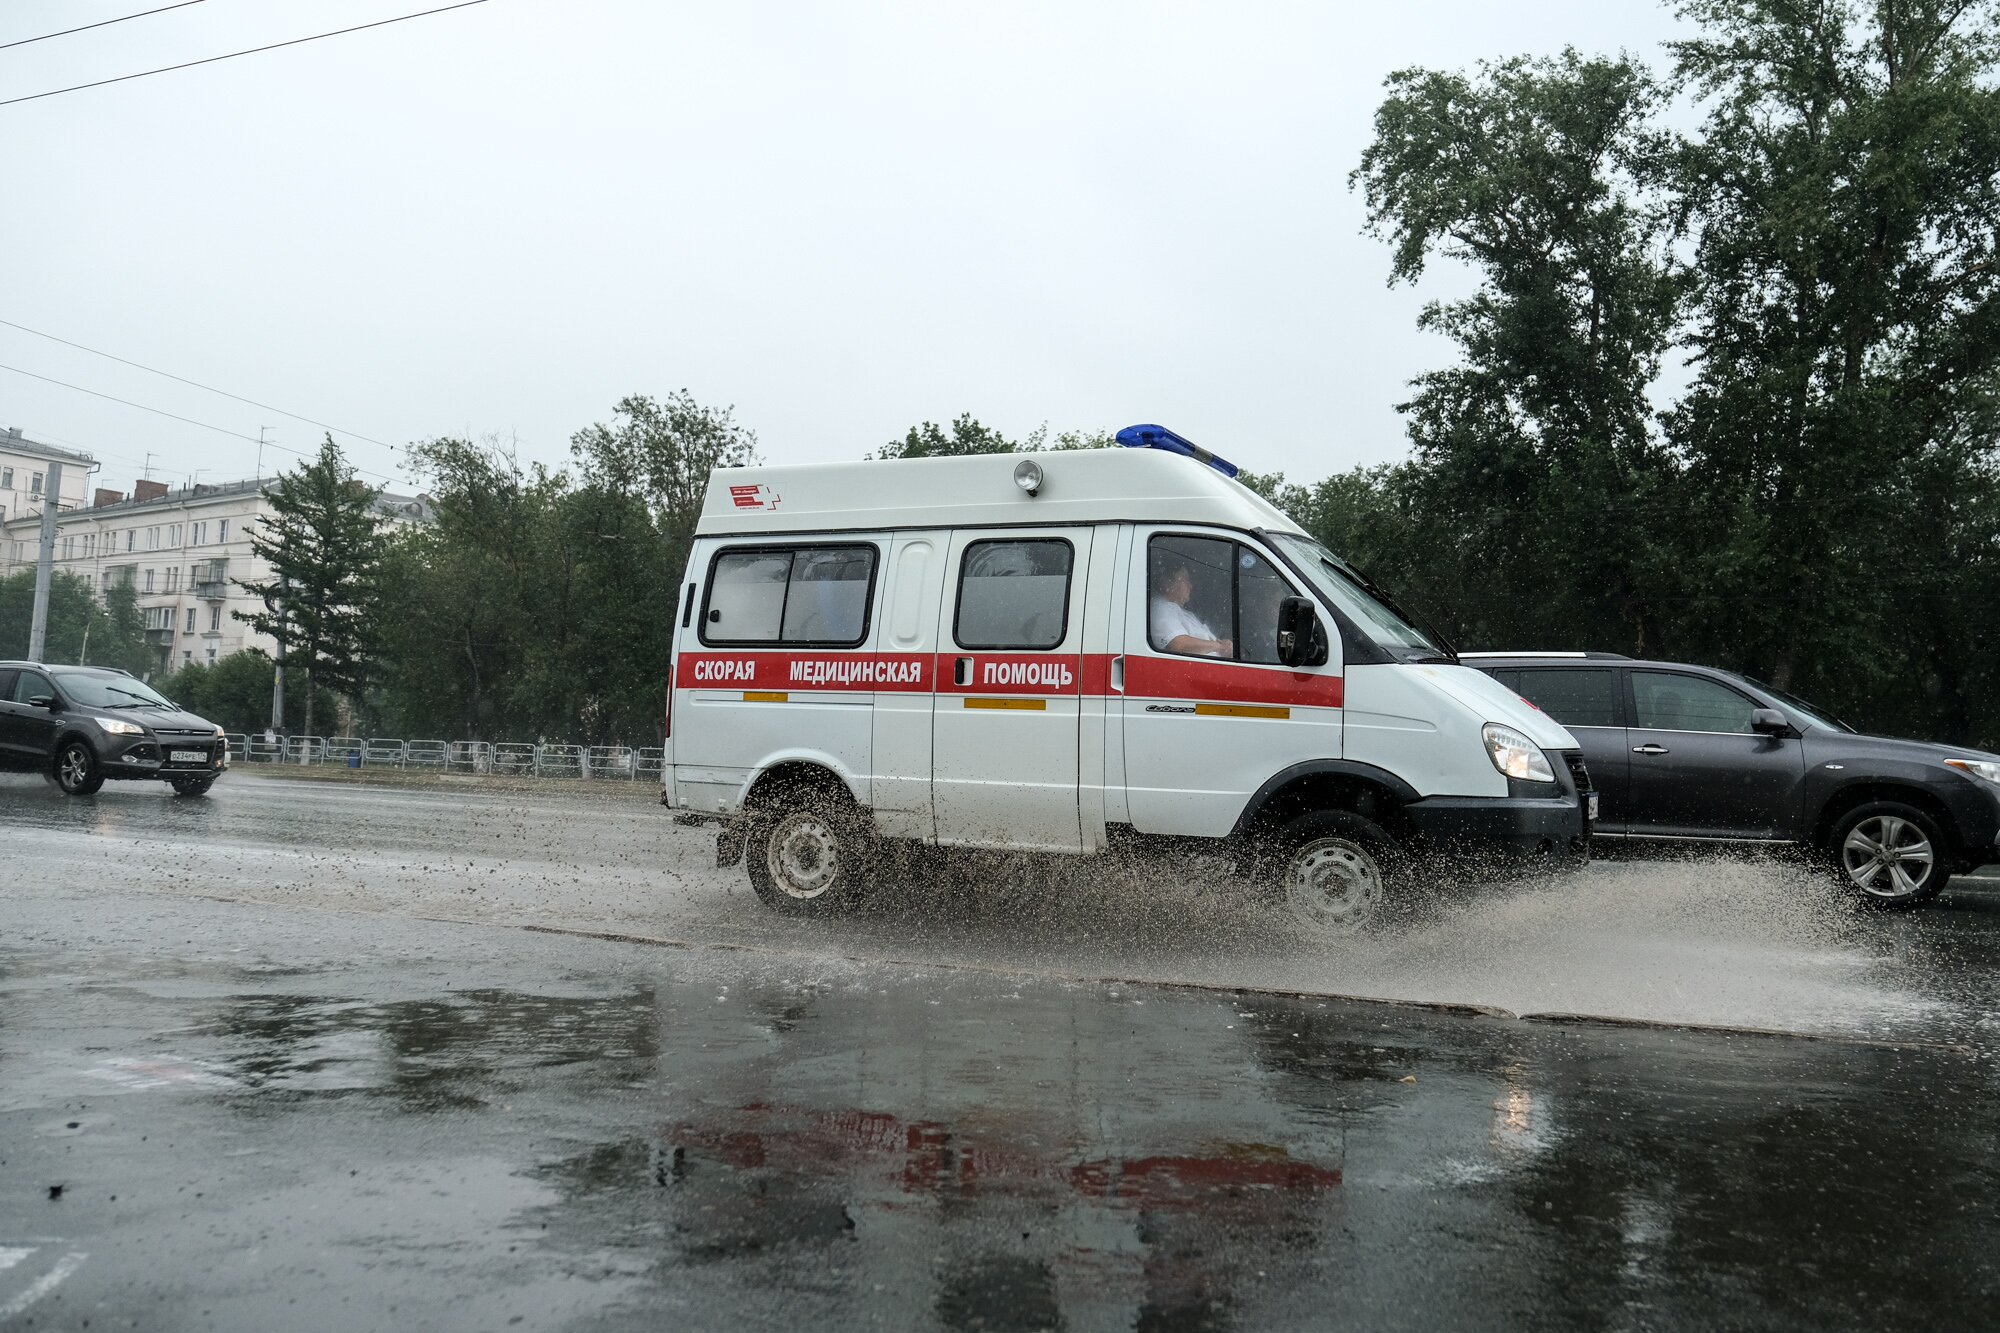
[0,0,494,109]
[0,362,398,484]
[0,2,208,52]
[0,316,397,454]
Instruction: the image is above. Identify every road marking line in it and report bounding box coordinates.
[0,1250,32,1274]
[0,1251,86,1320]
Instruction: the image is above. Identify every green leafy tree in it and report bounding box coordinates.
[162,651,337,735]
[1353,49,1685,655]
[0,568,151,673]
[234,436,388,738]
[1664,0,2000,740]
[870,414,1017,459]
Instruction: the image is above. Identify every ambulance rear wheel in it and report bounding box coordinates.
[746,795,868,916]
[1270,810,1398,937]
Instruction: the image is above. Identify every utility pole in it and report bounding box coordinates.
[256,427,271,480]
[269,583,287,735]
[26,461,64,662]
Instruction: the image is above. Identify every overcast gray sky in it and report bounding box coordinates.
[2,0,1687,495]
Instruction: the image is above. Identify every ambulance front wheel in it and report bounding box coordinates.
[1270,809,1400,937]
[745,794,870,916]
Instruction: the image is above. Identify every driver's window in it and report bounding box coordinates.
[1147,535,1297,664]
[1631,671,1755,734]
[12,671,55,704]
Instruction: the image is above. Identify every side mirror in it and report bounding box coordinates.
[1750,708,1790,736]
[28,695,57,710]
[1275,597,1329,669]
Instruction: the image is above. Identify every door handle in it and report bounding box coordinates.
[1632,743,1670,755]
[1110,655,1124,693]
[954,657,972,687]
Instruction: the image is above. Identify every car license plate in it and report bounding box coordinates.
[171,749,208,764]
[1587,792,1600,821]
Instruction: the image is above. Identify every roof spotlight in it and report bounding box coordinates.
[1013,459,1044,497]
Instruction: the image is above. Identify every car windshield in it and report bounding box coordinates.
[1729,672,1856,733]
[1267,533,1447,659]
[55,673,175,709]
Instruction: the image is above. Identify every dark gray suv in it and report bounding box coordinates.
[0,661,229,797]
[1466,653,2000,908]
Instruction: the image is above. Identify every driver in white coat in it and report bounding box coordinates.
[1150,556,1232,658]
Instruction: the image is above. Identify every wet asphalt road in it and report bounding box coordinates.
[4,772,2000,1329]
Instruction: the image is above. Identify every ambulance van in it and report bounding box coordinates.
[663,426,1592,932]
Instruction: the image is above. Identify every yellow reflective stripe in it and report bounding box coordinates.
[1194,703,1290,720]
[742,691,789,702]
[963,697,1047,711]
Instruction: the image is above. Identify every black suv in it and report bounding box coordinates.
[0,661,229,797]
[1465,653,2000,908]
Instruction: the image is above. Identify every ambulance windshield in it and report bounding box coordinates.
[1268,533,1449,659]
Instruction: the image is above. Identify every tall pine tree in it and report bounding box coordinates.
[235,436,388,737]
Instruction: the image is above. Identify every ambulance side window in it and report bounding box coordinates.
[700,544,877,647]
[954,539,1073,650]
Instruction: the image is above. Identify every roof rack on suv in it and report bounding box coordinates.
[1458,651,1634,660]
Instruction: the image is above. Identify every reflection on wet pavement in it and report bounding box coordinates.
[8,881,1992,1330]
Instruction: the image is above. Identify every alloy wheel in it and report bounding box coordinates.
[59,746,92,791]
[1841,814,1935,900]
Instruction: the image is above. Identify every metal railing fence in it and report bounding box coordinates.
[221,734,664,780]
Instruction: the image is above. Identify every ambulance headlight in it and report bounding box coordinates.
[1013,459,1043,497]
[1482,723,1555,783]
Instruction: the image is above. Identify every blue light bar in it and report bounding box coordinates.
[1114,423,1241,478]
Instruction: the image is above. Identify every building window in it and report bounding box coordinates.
[30,473,43,497]
[205,648,216,664]
[0,467,11,487]
[192,521,206,545]
[125,530,135,552]
[218,519,229,543]
[208,605,221,632]
[146,526,159,551]
[143,569,155,592]
[184,607,196,634]
[183,651,192,665]
[83,533,95,558]
[61,537,74,560]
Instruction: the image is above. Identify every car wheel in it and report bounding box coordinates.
[54,740,104,797]
[1829,801,1949,908]
[744,792,869,916]
[170,776,215,797]
[1269,809,1400,937]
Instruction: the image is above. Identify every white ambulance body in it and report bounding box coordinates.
[664,429,1591,931]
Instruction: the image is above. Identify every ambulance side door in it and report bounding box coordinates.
[869,530,947,840]
[931,527,1092,852]
[1118,528,1344,837]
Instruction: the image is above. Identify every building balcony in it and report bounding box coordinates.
[195,581,229,600]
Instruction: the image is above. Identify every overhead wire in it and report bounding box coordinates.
[0,317,398,454]
[0,2,209,52]
[0,362,400,485]
[0,0,494,108]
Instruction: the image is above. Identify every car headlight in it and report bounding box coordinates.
[1483,722,1555,783]
[100,718,145,736]
[1944,758,2000,786]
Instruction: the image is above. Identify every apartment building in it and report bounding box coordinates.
[1,471,431,673]
[0,426,92,526]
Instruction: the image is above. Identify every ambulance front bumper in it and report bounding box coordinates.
[1403,794,1590,863]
